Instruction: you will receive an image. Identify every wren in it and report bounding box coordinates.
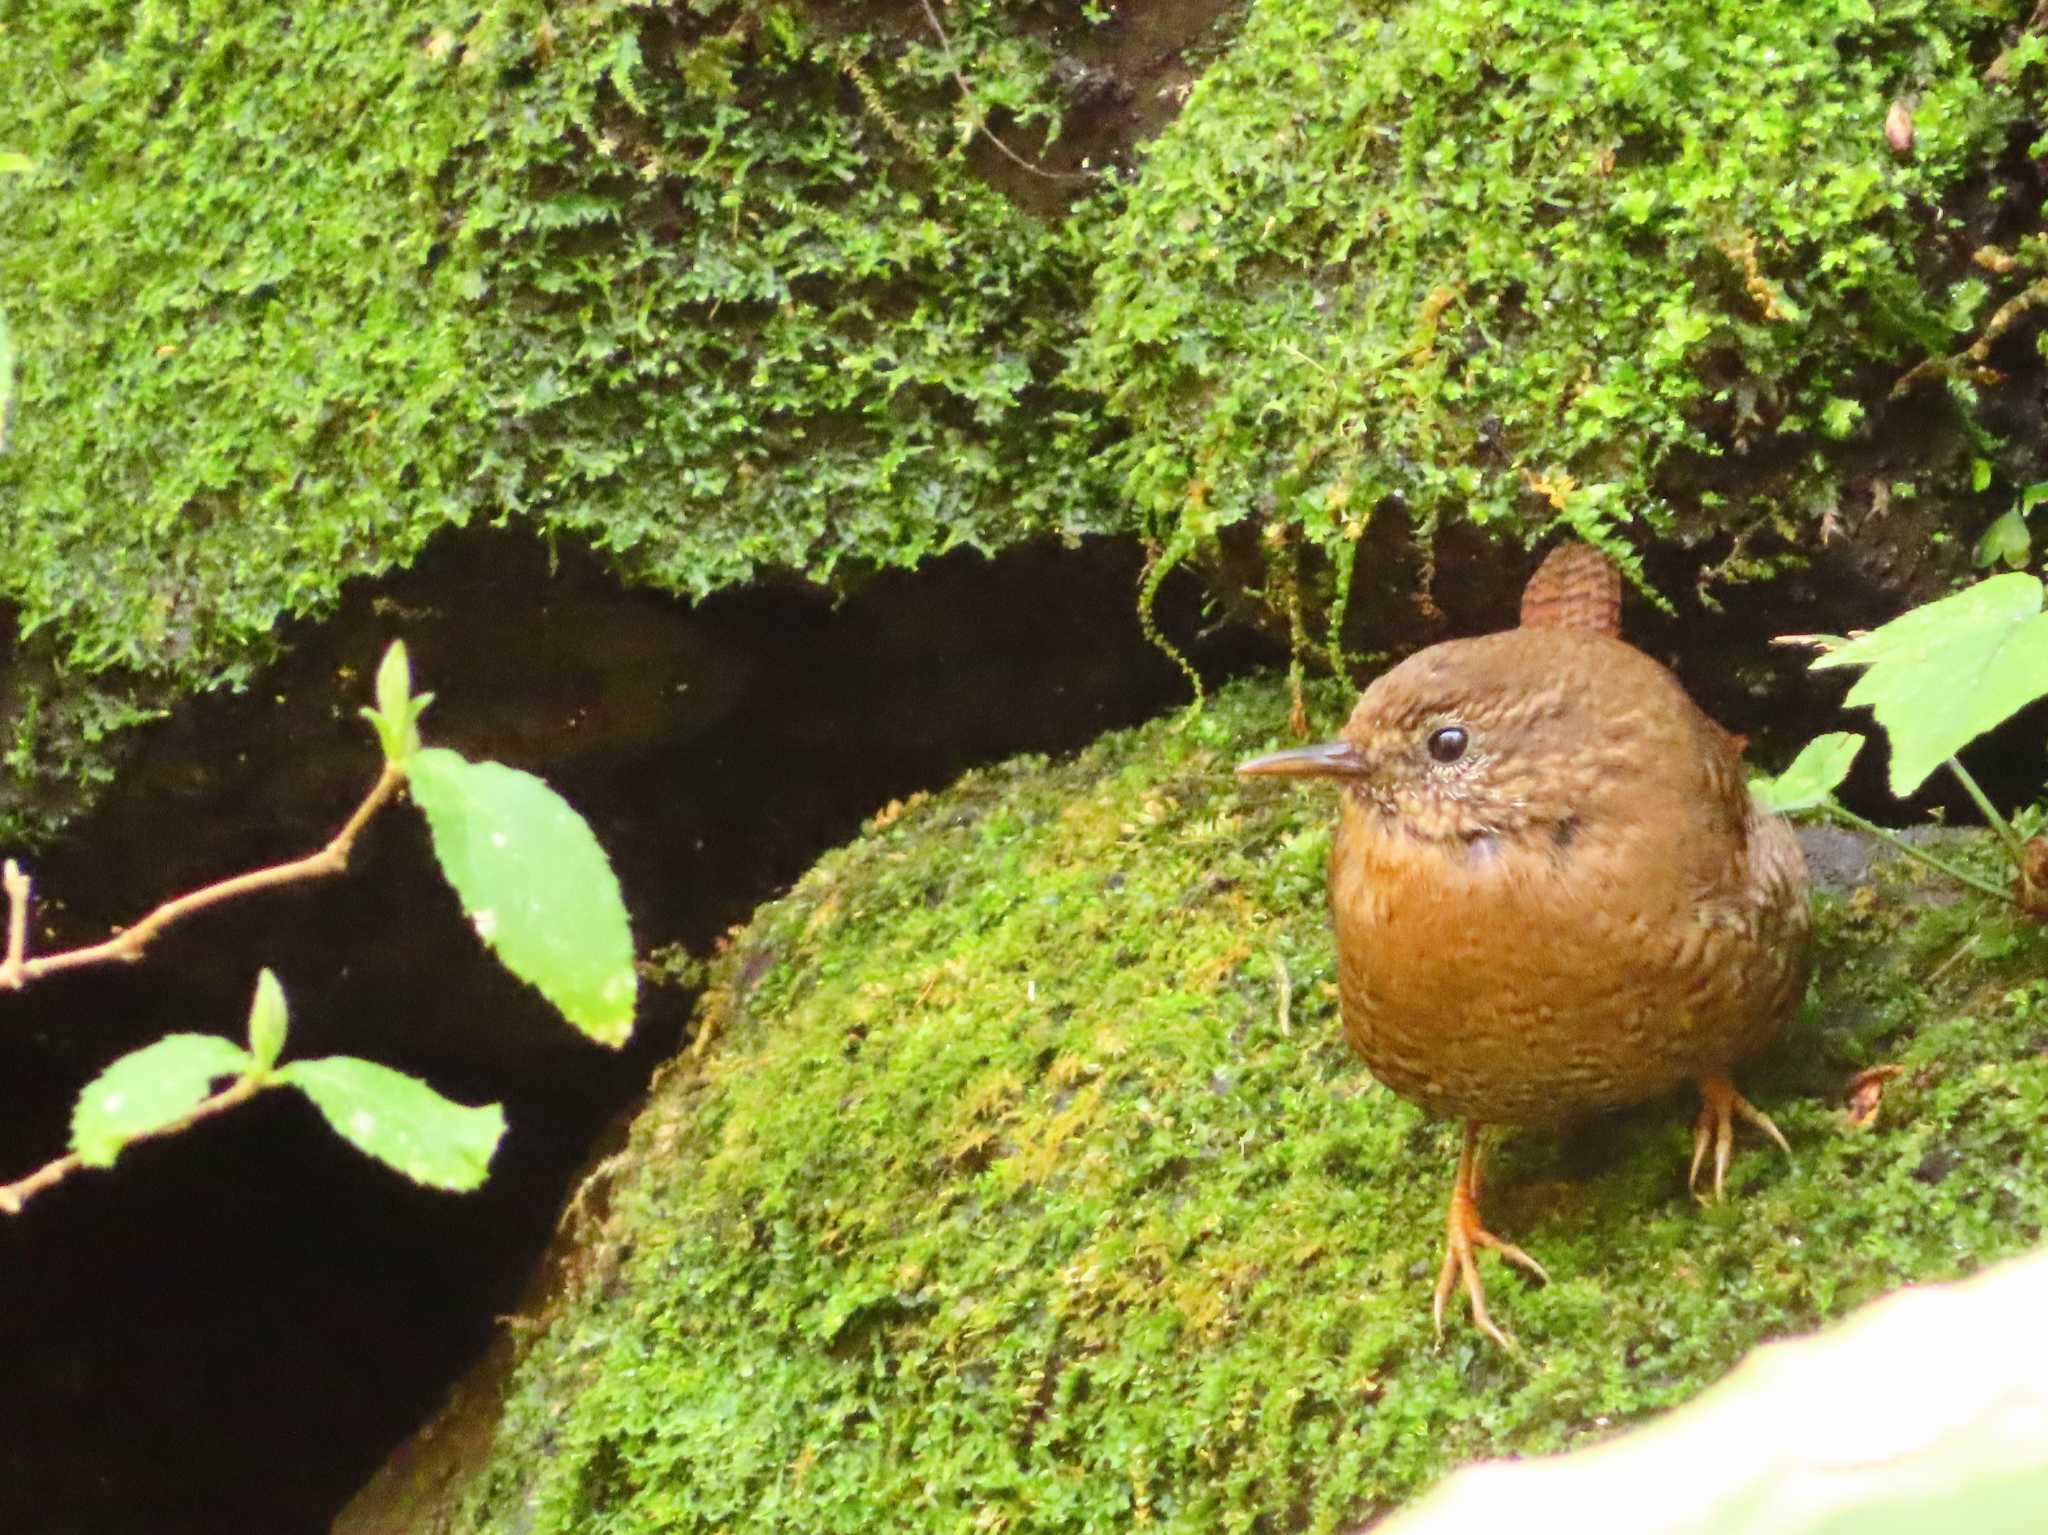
[1238,545,1811,1348]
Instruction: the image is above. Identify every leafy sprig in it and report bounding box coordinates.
[0,642,635,1208]
[69,970,505,1193]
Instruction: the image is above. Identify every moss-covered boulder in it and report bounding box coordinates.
[386,675,2048,1533]
[1,2,1132,688]
[1,1,1187,839]
[9,2,2048,839]
[1079,0,2048,635]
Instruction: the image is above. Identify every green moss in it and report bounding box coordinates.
[451,675,2048,1533]
[0,1,1118,688]
[14,0,2040,701]
[9,0,2048,829]
[0,653,164,847]
[1078,0,2035,618]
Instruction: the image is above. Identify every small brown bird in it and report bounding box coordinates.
[1238,545,1810,1348]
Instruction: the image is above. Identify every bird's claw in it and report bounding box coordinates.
[1690,1073,1791,1202]
[1433,1125,1549,1351]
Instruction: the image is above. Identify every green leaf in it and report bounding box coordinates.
[72,1034,254,1167]
[279,1056,505,1191]
[0,151,31,176]
[1813,574,2048,796]
[247,968,288,1072]
[1749,732,1863,813]
[406,748,637,1046]
[1974,510,2030,570]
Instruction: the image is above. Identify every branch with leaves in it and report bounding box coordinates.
[0,642,638,1211]
[1753,571,2048,913]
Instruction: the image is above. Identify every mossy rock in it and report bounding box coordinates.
[1,3,1123,689]
[426,674,2048,1533]
[0,0,1176,841]
[9,1,2048,841]
[1080,0,2048,630]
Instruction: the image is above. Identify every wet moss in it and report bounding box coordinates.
[0,0,1144,835]
[11,2,2048,836]
[1079,0,2045,629]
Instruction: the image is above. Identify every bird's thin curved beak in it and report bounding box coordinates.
[1235,740,1369,779]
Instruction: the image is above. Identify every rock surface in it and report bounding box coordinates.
[339,674,2048,1534]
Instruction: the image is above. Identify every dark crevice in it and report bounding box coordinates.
[0,528,1273,1535]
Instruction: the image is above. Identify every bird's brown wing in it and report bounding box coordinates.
[1519,543,1622,636]
[1682,764,1813,1066]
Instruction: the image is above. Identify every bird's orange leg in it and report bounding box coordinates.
[1690,1073,1791,1202]
[1432,1121,1549,1350]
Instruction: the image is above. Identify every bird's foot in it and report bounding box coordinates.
[1689,1073,1791,1202]
[1433,1125,1549,1351]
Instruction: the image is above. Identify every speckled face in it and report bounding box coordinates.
[1340,627,1696,847]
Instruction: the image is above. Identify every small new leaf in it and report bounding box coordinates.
[72,1034,254,1167]
[407,748,637,1046]
[375,640,412,725]
[279,1056,505,1191]
[247,968,288,1072]
[1974,509,2031,570]
[357,705,397,762]
[360,641,429,763]
[1814,574,2048,796]
[1750,733,1863,813]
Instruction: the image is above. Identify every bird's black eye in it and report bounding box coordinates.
[1426,726,1468,764]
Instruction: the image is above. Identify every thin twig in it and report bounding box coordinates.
[0,859,28,989]
[916,0,1099,183]
[1893,274,2048,397]
[1820,802,2016,906]
[1769,632,1853,652]
[0,1073,265,1215]
[1924,933,1982,989]
[0,1153,79,1214]
[5,761,404,986]
[1944,757,2030,870]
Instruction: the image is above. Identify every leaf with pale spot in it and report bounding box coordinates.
[407,747,636,1046]
[72,1034,253,1167]
[1812,574,2048,796]
[1750,733,1863,814]
[280,1056,505,1191]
